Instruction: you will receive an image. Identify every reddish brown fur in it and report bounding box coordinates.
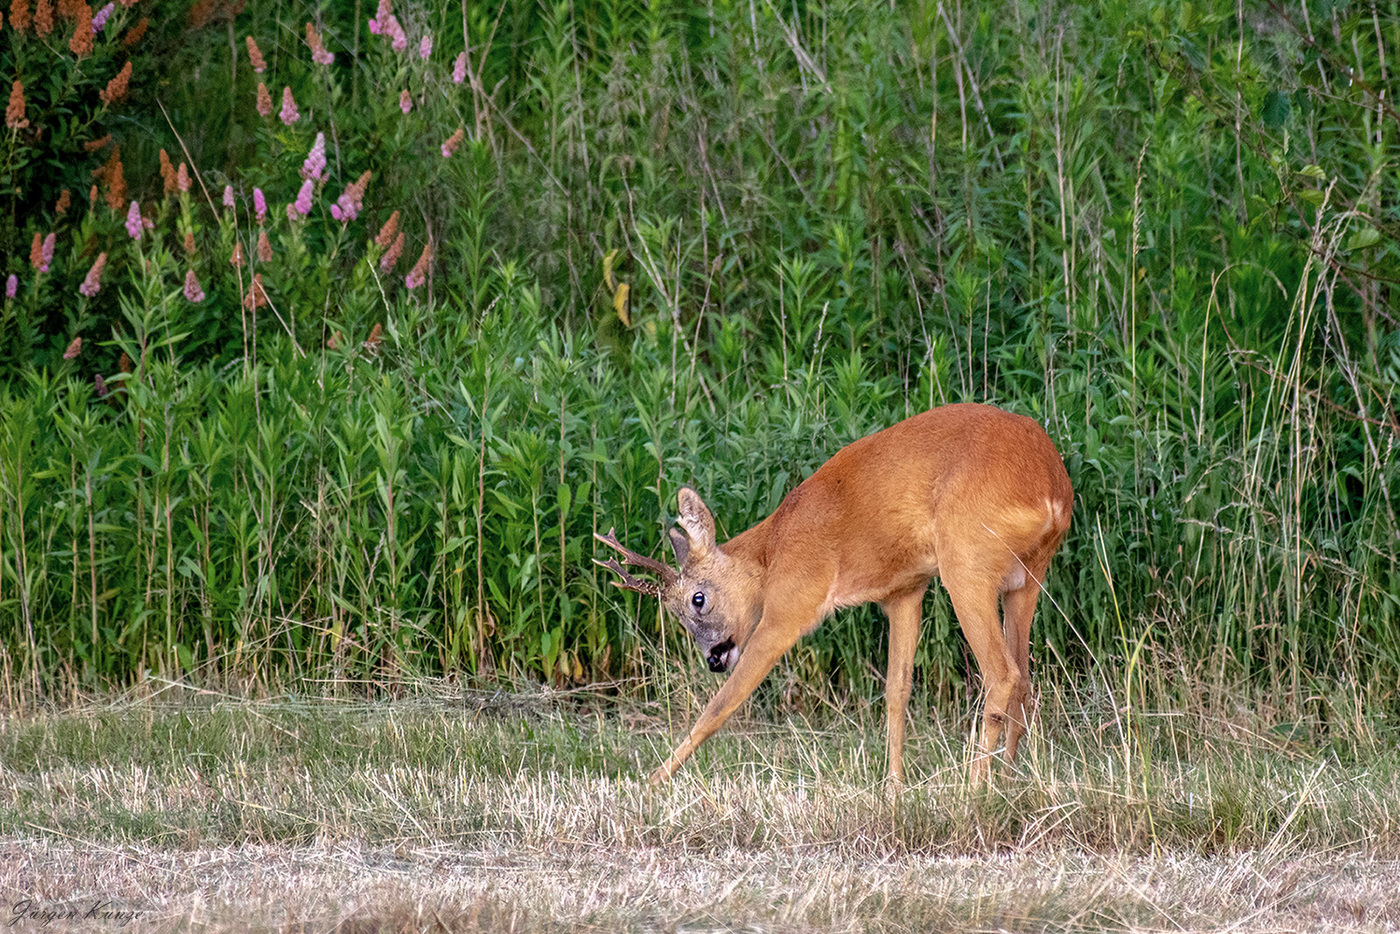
[598,402,1073,784]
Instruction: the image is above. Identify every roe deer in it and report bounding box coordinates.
[596,402,1073,784]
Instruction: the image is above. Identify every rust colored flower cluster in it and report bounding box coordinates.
[245,35,265,72]
[69,2,92,56]
[121,15,146,46]
[441,128,464,158]
[99,60,132,105]
[159,149,177,193]
[33,0,50,37]
[10,0,30,33]
[92,146,127,209]
[6,80,28,130]
[55,189,72,215]
[255,82,272,116]
[375,210,399,249]
[405,241,431,289]
[380,231,404,273]
[78,252,106,297]
[84,133,111,151]
[242,272,268,310]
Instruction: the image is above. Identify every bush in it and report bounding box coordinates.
[0,0,1396,729]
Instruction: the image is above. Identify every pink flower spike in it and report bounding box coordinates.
[183,269,205,302]
[177,163,191,193]
[223,185,235,209]
[253,188,267,223]
[301,132,327,181]
[5,274,16,299]
[399,89,412,115]
[41,233,55,272]
[418,33,432,60]
[387,16,407,51]
[79,253,107,298]
[92,2,113,32]
[293,179,314,216]
[279,87,300,125]
[452,52,467,84]
[125,200,143,239]
[313,45,334,66]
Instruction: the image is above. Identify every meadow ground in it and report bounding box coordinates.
[1,680,1397,933]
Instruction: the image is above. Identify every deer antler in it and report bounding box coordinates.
[593,528,677,598]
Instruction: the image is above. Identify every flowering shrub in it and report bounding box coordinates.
[0,0,484,374]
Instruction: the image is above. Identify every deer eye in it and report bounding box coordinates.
[691,592,705,609]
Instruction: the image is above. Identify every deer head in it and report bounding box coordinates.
[594,488,763,673]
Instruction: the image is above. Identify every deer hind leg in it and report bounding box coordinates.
[999,553,1052,763]
[881,585,928,784]
[941,565,1022,783]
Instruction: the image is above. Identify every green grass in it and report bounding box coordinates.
[1,687,1398,931]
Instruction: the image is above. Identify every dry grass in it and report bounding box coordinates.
[0,682,1397,932]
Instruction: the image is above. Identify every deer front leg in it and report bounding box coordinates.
[648,613,806,784]
[881,586,927,784]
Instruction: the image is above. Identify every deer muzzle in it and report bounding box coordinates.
[706,638,736,673]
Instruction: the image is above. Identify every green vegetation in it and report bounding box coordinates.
[1,0,1397,738]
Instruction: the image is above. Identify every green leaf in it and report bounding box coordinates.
[1346,227,1382,251]
[1261,89,1290,127]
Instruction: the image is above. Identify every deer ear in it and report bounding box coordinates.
[675,487,716,553]
[668,527,690,567]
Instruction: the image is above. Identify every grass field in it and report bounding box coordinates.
[2,681,1397,932]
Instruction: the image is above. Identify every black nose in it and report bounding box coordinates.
[706,638,734,672]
